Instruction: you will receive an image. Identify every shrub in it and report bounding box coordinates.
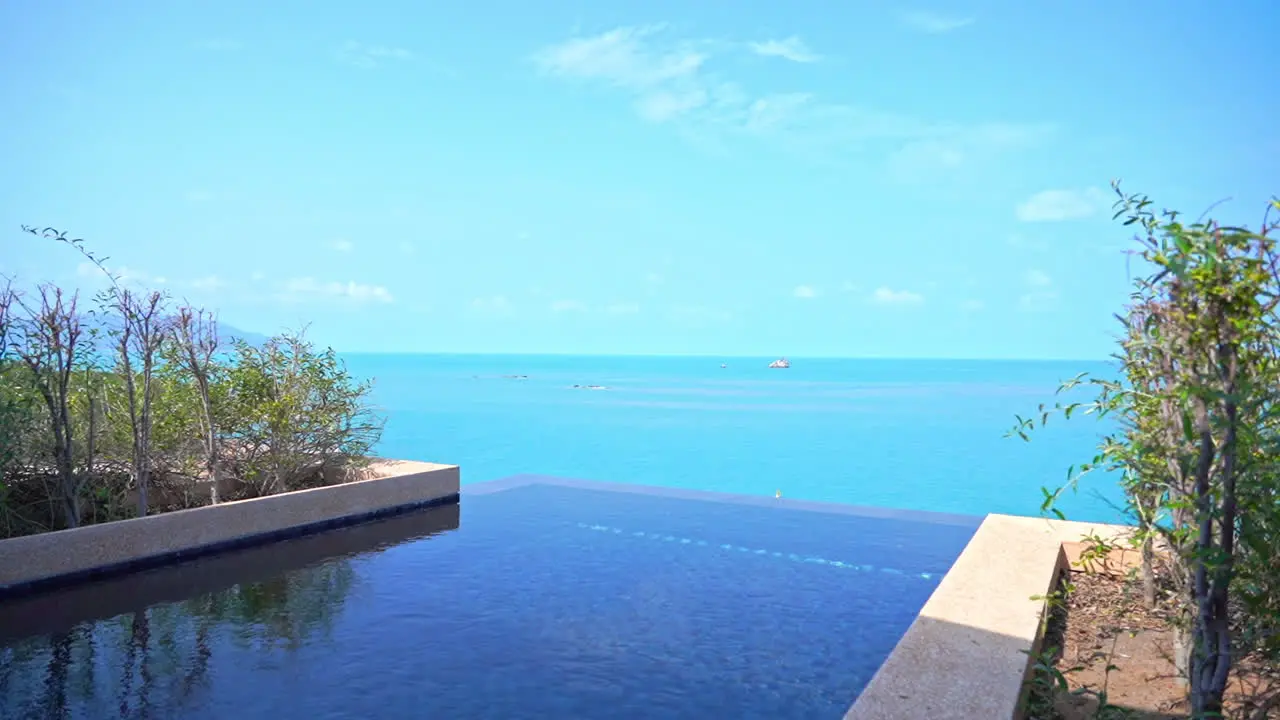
[0,227,386,536]
[219,330,383,498]
[1012,185,1280,716]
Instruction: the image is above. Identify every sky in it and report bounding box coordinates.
[1,1,1275,359]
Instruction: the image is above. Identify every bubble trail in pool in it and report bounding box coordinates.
[574,522,937,580]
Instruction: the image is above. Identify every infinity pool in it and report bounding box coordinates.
[0,478,980,719]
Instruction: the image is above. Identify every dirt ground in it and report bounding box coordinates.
[1049,571,1279,719]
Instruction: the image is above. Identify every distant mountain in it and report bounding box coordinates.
[212,322,270,347]
[77,313,269,350]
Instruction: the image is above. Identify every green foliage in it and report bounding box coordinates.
[1023,645,1133,720]
[0,359,48,535]
[1074,533,1116,564]
[220,331,383,497]
[1010,185,1280,717]
[1022,576,1133,719]
[0,227,386,536]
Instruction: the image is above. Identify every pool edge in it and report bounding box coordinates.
[0,462,460,601]
[468,474,986,528]
[844,514,1137,720]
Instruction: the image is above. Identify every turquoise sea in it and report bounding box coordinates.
[343,355,1126,524]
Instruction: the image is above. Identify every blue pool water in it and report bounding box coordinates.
[344,354,1125,523]
[0,481,980,719]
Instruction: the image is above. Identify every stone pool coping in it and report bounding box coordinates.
[0,460,459,599]
[844,513,1134,720]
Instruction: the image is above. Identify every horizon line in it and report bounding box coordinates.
[332,351,1114,363]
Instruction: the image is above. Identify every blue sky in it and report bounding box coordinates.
[1,1,1275,359]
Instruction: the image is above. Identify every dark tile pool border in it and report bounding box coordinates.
[0,494,459,601]
[0,461,459,601]
[0,502,462,645]
[465,474,985,528]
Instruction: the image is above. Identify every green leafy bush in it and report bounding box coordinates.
[1013,185,1280,717]
[0,228,386,536]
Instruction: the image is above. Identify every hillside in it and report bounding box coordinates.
[78,313,269,349]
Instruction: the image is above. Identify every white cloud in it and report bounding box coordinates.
[76,262,154,288]
[189,275,224,292]
[330,239,354,252]
[533,25,703,88]
[748,36,819,63]
[961,299,985,312]
[550,299,587,313]
[901,11,974,34]
[1016,187,1107,222]
[76,261,232,295]
[533,26,710,123]
[250,271,267,282]
[637,89,710,122]
[793,284,817,299]
[743,92,815,134]
[870,286,925,306]
[532,26,1049,167]
[887,140,964,179]
[840,281,860,294]
[1018,290,1059,312]
[337,41,414,69]
[667,304,732,327]
[399,241,416,255]
[888,122,1054,183]
[282,277,393,305]
[645,272,664,284]
[76,262,104,279]
[471,295,513,314]
[546,299,640,314]
[1025,269,1053,287]
[1018,270,1059,312]
[1007,233,1049,252]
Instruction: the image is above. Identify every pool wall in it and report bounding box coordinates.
[844,514,1138,720]
[0,501,460,645]
[0,459,459,599]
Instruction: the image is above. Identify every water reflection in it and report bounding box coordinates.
[0,503,459,719]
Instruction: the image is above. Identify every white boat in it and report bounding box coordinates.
[768,358,790,369]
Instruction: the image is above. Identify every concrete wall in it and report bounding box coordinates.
[0,460,459,598]
[0,501,460,644]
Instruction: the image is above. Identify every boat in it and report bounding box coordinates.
[768,358,790,369]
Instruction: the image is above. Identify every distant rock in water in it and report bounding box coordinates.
[720,363,728,369]
[571,384,610,391]
[502,375,529,380]
[768,358,791,369]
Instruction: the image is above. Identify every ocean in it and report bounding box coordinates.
[342,354,1126,524]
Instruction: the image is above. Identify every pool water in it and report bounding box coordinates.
[0,480,980,719]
